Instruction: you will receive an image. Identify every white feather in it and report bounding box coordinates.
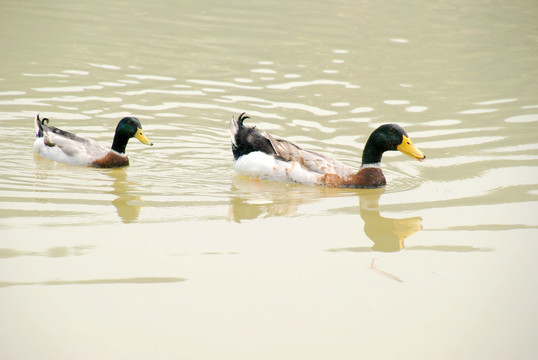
[234,151,324,185]
[33,131,109,166]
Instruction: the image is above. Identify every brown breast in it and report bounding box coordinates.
[91,151,129,168]
[320,167,386,188]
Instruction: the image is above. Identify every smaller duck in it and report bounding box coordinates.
[230,113,425,188]
[34,114,153,168]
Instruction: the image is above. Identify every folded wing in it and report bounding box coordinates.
[265,132,353,178]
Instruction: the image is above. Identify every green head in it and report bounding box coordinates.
[361,124,425,165]
[112,117,153,154]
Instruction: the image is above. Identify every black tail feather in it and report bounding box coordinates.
[34,114,92,145]
[35,114,44,138]
[237,112,250,126]
[231,113,276,160]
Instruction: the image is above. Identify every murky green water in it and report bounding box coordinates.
[1,0,537,359]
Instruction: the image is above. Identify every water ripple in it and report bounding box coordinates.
[266,79,359,90]
[405,106,428,113]
[125,74,176,81]
[475,98,517,105]
[117,89,204,96]
[251,68,278,74]
[217,95,337,116]
[187,79,262,90]
[458,108,497,114]
[419,136,505,149]
[88,63,121,70]
[505,114,538,123]
[422,119,461,126]
[350,107,374,113]
[384,100,410,105]
[33,85,104,93]
[0,91,26,96]
[51,96,122,103]
[23,73,69,78]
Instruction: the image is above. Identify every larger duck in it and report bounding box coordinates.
[230,113,425,188]
[34,114,153,168]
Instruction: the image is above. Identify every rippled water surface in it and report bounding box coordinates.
[1,0,538,359]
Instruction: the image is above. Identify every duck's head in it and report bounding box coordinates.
[112,117,153,154]
[362,124,425,165]
[118,117,153,145]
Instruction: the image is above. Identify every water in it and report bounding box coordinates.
[1,0,538,359]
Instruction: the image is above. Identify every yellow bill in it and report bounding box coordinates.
[397,135,425,161]
[135,127,153,146]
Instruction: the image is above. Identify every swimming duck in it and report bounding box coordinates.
[230,113,425,188]
[33,114,153,168]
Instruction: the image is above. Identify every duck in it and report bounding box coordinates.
[33,114,153,168]
[230,112,425,188]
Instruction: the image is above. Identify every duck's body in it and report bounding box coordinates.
[230,113,425,188]
[33,115,152,168]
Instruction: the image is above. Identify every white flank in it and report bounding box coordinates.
[33,138,93,166]
[234,152,323,185]
[33,120,109,166]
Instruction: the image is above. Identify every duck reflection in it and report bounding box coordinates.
[228,176,422,251]
[227,176,309,221]
[106,168,143,223]
[33,156,142,223]
[358,190,422,252]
